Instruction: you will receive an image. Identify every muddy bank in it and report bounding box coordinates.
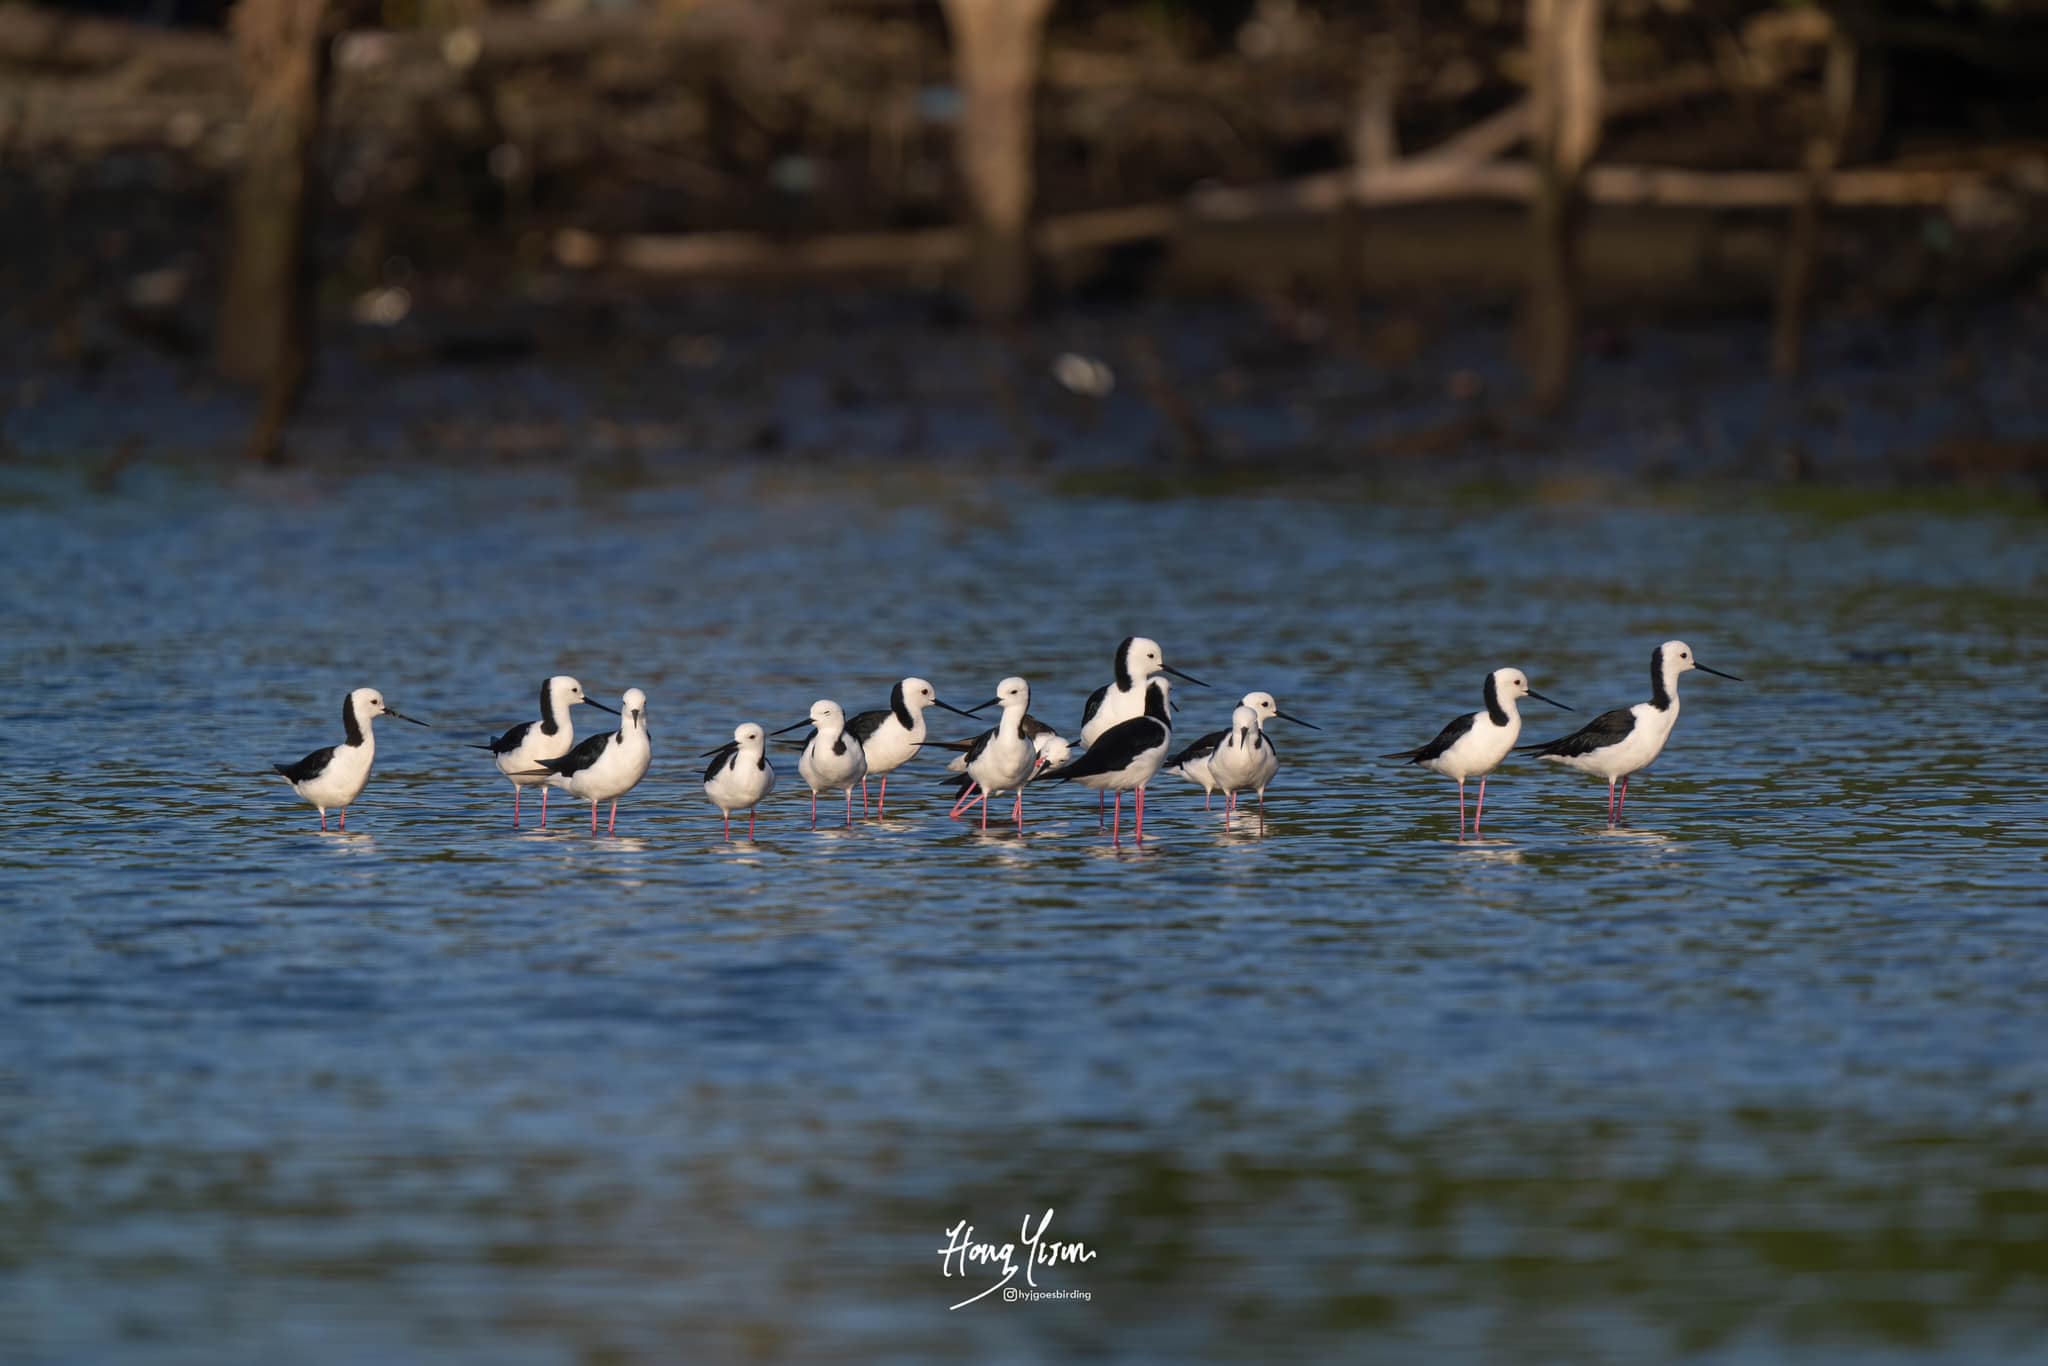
[4,278,2045,498]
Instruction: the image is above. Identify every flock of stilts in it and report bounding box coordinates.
[271,637,1739,843]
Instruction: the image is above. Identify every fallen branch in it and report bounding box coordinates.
[564,157,2008,276]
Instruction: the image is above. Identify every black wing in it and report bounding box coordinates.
[477,720,534,755]
[1051,716,1167,782]
[539,730,615,776]
[275,745,336,784]
[1520,707,1635,758]
[702,745,739,785]
[845,709,891,745]
[1080,684,1109,729]
[1019,712,1060,740]
[961,726,996,766]
[1383,711,1476,764]
[1169,728,1227,769]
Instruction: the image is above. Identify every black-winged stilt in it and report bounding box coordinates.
[1519,641,1739,823]
[273,687,428,831]
[1384,667,1570,836]
[469,675,615,828]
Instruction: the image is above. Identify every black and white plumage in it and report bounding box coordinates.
[1078,636,1207,746]
[845,677,976,816]
[273,687,428,830]
[468,674,615,828]
[702,722,775,840]
[948,677,1041,830]
[773,699,868,829]
[523,687,650,835]
[1168,690,1319,811]
[1051,677,1174,843]
[1384,667,1570,836]
[1518,640,1740,823]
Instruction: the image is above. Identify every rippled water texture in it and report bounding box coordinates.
[3,465,2045,1363]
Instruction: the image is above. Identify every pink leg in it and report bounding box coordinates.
[1258,790,1265,815]
[811,792,818,830]
[861,776,870,815]
[591,801,599,834]
[1206,791,1213,810]
[540,787,549,828]
[723,811,731,841]
[877,776,889,816]
[1136,787,1147,842]
[981,787,990,832]
[1457,779,1467,837]
[1225,791,1234,830]
[749,809,757,839]
[608,800,618,835]
[1013,790,1024,828]
[339,808,346,832]
[1618,776,1630,817]
[1473,778,1487,836]
[319,809,327,832]
[844,787,853,828]
[1606,780,1616,824]
[513,787,521,828]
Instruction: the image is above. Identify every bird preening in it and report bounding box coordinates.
[269,637,1738,842]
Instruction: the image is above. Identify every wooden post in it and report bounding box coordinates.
[1774,29,1858,380]
[218,0,335,461]
[1524,0,1603,413]
[938,0,1055,325]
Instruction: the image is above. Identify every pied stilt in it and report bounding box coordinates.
[468,675,615,828]
[703,722,776,841]
[1079,636,1206,827]
[521,688,650,834]
[1050,676,1174,845]
[273,687,428,831]
[845,678,977,816]
[776,700,867,829]
[948,677,1041,831]
[1384,667,1570,836]
[1168,691,1318,813]
[1519,641,1739,823]
[1196,691,1318,826]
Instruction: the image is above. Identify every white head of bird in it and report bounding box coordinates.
[620,688,648,728]
[1653,640,1741,704]
[1117,636,1207,689]
[993,676,1030,714]
[809,699,845,731]
[732,721,766,751]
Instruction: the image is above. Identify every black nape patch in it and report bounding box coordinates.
[1649,646,1673,710]
[342,694,365,747]
[1112,637,1137,692]
[539,678,562,735]
[1483,673,1510,727]
[889,682,915,732]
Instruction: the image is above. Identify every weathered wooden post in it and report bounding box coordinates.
[938,0,1055,324]
[1524,0,1603,413]
[1773,26,1858,380]
[217,0,336,461]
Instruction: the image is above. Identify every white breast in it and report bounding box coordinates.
[1424,713,1518,782]
[1081,684,1144,746]
[706,754,775,812]
[800,731,867,792]
[860,717,924,776]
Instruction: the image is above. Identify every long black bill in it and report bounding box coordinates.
[933,699,981,718]
[585,698,620,715]
[1163,665,1209,688]
[700,742,739,757]
[1527,691,1574,712]
[387,709,430,726]
[962,697,1001,715]
[1275,710,1322,730]
[1696,664,1743,681]
[769,719,810,736]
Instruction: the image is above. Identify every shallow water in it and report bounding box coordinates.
[2,464,2045,1363]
